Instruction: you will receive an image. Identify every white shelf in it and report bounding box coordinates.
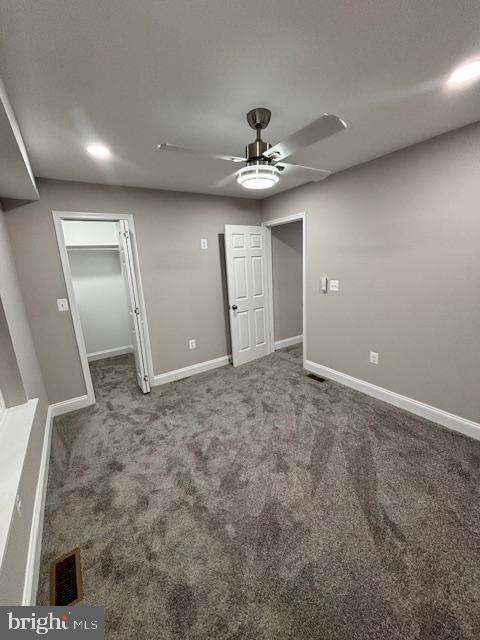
[66,244,119,251]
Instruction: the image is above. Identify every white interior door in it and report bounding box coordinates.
[117,220,151,393]
[224,225,271,366]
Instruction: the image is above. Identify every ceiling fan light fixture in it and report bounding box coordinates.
[236,164,280,190]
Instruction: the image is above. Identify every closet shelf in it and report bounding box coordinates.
[66,244,119,251]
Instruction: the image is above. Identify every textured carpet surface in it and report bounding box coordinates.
[38,346,480,639]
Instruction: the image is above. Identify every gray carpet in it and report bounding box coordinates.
[38,346,480,639]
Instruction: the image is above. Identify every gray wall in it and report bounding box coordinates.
[0,202,49,603]
[3,179,260,403]
[271,221,303,342]
[0,297,27,407]
[261,122,480,423]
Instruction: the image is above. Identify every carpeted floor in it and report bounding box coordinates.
[38,346,480,639]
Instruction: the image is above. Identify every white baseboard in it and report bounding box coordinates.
[22,405,54,605]
[305,360,480,441]
[22,393,95,604]
[153,355,230,386]
[87,345,133,362]
[50,394,93,417]
[275,335,303,350]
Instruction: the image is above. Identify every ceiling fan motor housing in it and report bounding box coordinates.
[246,139,272,162]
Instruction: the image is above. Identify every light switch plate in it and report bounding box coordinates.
[369,351,379,365]
[329,279,339,292]
[57,298,69,312]
[189,339,196,349]
[200,238,208,249]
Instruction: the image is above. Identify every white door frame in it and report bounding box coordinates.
[52,210,154,405]
[262,212,306,367]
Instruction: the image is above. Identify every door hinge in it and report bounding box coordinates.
[143,375,149,382]
[134,307,140,315]
[123,231,129,239]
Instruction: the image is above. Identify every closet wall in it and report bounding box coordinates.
[271,221,303,343]
[63,220,132,360]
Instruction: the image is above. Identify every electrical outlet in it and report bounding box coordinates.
[329,279,339,292]
[16,494,22,517]
[189,339,196,349]
[57,298,69,312]
[369,351,379,365]
[200,238,208,249]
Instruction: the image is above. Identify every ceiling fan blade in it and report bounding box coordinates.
[278,162,331,181]
[157,143,246,163]
[212,172,238,189]
[264,114,346,162]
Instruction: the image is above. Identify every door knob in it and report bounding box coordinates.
[232,304,238,310]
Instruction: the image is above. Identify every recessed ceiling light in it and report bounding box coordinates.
[447,60,480,88]
[86,143,111,159]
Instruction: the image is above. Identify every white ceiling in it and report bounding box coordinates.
[0,0,479,199]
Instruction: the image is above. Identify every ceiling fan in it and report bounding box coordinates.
[157,107,347,190]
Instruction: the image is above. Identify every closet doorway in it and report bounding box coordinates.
[264,212,305,363]
[53,212,153,403]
